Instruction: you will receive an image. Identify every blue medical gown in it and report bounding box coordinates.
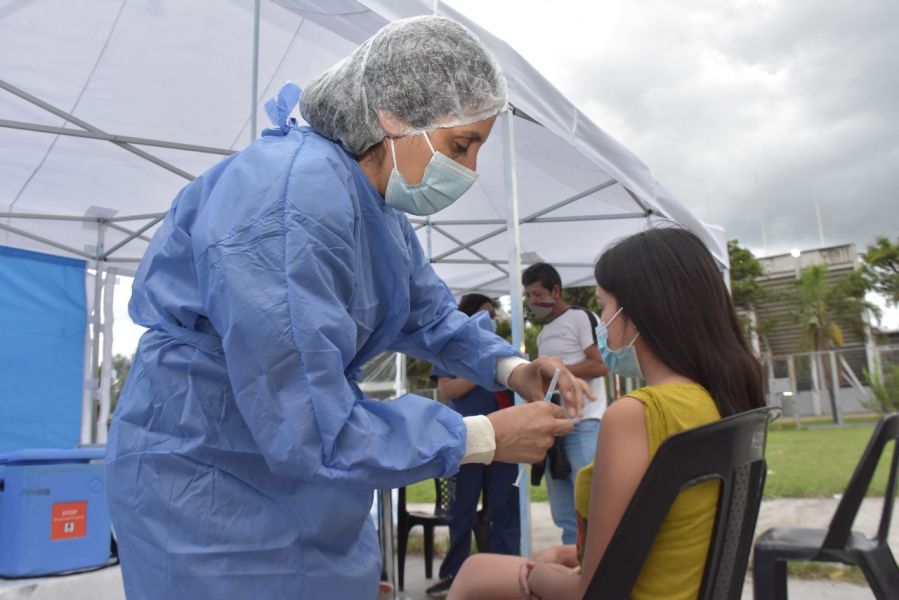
[106,127,518,599]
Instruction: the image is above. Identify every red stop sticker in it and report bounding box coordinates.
[51,501,87,540]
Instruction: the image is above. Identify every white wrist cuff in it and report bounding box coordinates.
[495,356,530,388]
[461,415,496,464]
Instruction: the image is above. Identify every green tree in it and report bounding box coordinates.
[109,353,132,413]
[727,239,764,310]
[862,236,899,306]
[726,240,775,351]
[791,264,877,423]
[862,362,899,414]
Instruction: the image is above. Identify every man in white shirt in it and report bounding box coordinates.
[523,262,608,545]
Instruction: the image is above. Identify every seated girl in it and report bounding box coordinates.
[447,227,764,599]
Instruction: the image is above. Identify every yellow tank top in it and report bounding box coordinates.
[574,383,721,600]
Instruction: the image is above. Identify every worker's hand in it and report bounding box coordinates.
[488,402,574,464]
[506,356,595,418]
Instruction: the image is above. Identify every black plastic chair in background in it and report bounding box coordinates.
[397,478,450,591]
[583,406,779,600]
[753,412,899,600]
[396,478,493,590]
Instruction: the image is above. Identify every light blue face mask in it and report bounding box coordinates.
[385,132,478,216]
[595,307,643,379]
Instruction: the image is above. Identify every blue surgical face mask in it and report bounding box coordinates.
[385,132,478,216]
[595,307,643,379]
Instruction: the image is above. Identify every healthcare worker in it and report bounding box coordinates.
[107,16,588,599]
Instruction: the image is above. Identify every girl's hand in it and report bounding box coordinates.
[518,560,539,599]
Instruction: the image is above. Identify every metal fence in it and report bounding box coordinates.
[761,344,898,420]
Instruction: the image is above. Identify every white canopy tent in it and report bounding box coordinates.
[1,0,728,562]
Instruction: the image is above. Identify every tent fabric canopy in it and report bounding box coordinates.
[0,0,726,295]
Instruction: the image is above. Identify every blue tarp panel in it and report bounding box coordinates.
[0,246,87,452]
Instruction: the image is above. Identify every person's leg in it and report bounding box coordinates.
[544,456,577,544]
[439,464,484,580]
[485,461,520,555]
[545,419,600,544]
[447,553,528,600]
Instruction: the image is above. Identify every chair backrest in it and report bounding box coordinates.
[433,477,451,518]
[823,412,899,550]
[397,478,452,519]
[583,406,779,600]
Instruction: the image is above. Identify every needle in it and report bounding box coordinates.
[544,367,561,403]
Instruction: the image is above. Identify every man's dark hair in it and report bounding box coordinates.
[594,227,764,417]
[522,262,562,293]
[458,293,493,317]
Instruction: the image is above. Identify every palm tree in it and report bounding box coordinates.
[792,264,877,424]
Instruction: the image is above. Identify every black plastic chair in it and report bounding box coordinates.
[397,478,451,591]
[584,406,779,600]
[753,412,899,600]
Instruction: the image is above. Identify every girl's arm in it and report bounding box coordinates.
[579,396,650,597]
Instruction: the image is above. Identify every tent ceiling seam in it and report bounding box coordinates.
[6,0,129,212]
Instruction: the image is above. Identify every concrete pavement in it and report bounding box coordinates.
[0,498,892,599]
[395,498,894,599]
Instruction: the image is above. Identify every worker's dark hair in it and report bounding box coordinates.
[594,227,764,417]
[458,293,493,317]
[522,262,562,293]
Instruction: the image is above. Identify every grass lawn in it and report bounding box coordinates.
[764,415,893,498]
[404,413,895,502]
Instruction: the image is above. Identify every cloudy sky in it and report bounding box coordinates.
[111,0,899,354]
[447,0,898,257]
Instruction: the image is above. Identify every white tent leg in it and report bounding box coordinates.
[96,267,116,443]
[80,269,94,446]
[502,109,532,557]
[250,0,261,141]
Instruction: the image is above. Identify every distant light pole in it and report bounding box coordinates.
[790,248,801,279]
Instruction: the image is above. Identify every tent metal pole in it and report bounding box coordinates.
[431,179,617,262]
[502,109,532,557]
[438,259,594,268]
[80,286,93,446]
[0,119,234,156]
[0,222,94,258]
[101,214,165,259]
[0,79,196,181]
[428,223,508,277]
[250,0,261,141]
[89,270,103,443]
[107,213,167,223]
[426,210,647,227]
[96,267,116,444]
[107,221,152,244]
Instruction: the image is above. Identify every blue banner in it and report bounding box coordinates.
[0,246,87,451]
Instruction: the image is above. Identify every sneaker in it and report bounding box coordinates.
[425,576,454,598]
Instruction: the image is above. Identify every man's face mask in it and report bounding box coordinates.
[384,132,478,216]
[527,293,556,321]
[594,307,643,379]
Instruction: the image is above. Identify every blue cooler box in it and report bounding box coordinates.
[0,448,110,577]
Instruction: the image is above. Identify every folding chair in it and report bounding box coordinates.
[584,406,779,599]
[753,412,899,600]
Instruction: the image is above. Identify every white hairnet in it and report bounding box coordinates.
[300,15,507,155]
